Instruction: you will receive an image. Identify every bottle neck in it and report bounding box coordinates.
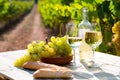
[82,12,89,21]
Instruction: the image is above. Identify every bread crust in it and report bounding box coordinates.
[33,68,72,78]
[22,61,59,70]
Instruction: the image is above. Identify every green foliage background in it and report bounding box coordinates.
[0,0,33,21]
[38,0,120,56]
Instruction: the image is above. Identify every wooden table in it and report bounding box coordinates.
[0,49,120,80]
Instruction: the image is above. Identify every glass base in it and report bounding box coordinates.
[81,60,101,68]
[66,62,81,69]
[88,62,101,68]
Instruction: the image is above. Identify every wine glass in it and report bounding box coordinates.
[66,20,82,67]
[84,22,102,67]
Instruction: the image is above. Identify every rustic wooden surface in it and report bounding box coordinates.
[0,50,120,80]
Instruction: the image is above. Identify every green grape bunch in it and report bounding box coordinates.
[14,36,72,67]
[14,53,32,67]
[14,41,45,67]
[112,21,120,56]
[50,36,72,57]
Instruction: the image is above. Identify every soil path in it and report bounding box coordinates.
[0,4,53,52]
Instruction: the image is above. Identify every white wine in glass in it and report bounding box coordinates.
[66,20,82,67]
[68,37,82,48]
[84,27,102,68]
[67,36,82,66]
[85,31,102,49]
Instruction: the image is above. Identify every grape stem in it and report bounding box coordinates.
[45,38,48,44]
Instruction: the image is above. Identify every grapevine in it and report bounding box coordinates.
[112,21,120,56]
[0,0,33,21]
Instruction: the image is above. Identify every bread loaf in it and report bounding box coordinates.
[22,61,59,70]
[33,67,72,78]
[23,61,73,78]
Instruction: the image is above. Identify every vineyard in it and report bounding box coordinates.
[0,0,53,52]
[0,0,120,56]
[0,0,33,29]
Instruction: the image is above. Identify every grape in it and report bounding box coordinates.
[32,41,38,47]
[24,53,31,61]
[14,56,30,67]
[50,36,56,42]
[27,44,34,54]
[33,46,39,54]
[56,40,62,46]
[45,51,50,57]
[37,46,43,54]
[27,43,33,48]
[47,47,56,56]
[38,41,45,46]
[14,52,32,67]
[48,42,54,47]
[44,45,50,50]
[14,59,22,67]
[61,36,67,42]
[42,51,50,57]
[41,51,46,57]
[32,54,39,61]
[48,47,54,53]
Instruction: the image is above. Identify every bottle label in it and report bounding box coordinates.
[78,29,90,38]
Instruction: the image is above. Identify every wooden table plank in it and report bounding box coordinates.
[0,50,34,80]
[0,50,120,80]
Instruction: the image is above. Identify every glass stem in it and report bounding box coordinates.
[73,48,76,65]
[92,47,95,62]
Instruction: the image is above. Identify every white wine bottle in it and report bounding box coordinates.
[78,8,92,39]
[78,8,93,67]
